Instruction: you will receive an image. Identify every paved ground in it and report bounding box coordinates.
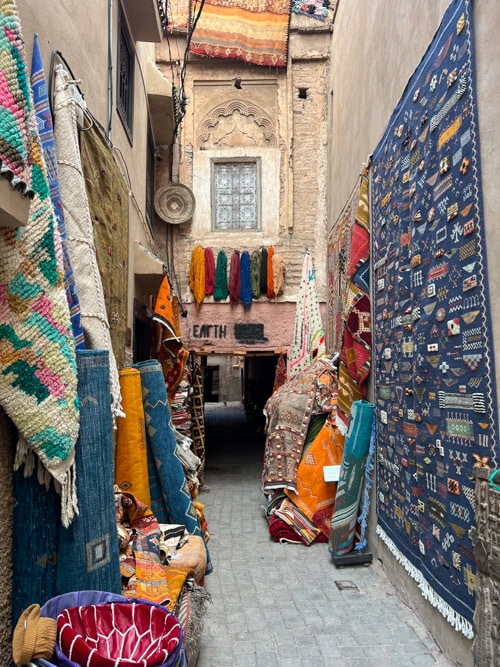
[197,403,455,667]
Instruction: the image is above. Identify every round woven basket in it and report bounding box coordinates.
[155,184,196,224]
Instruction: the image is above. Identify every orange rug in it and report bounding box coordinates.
[189,0,292,67]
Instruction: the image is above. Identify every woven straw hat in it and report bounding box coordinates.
[12,604,57,665]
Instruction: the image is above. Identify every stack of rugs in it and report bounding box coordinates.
[262,356,345,545]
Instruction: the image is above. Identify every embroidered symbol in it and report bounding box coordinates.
[450,222,462,243]
[463,219,474,236]
[439,156,451,175]
[439,361,450,374]
[457,13,465,35]
[463,354,482,371]
[447,202,459,221]
[447,68,458,88]
[430,74,438,92]
[459,156,470,174]
[463,275,477,292]
[447,318,460,336]
[448,478,460,495]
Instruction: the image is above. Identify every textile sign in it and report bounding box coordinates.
[372,0,498,638]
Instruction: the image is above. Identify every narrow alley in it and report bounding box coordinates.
[197,404,454,667]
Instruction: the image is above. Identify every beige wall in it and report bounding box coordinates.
[156,21,332,327]
[17,0,161,334]
[328,1,500,663]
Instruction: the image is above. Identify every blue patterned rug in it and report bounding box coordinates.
[136,360,212,574]
[55,350,121,596]
[371,0,498,637]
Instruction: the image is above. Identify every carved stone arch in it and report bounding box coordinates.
[196,99,278,148]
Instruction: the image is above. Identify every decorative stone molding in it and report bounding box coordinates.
[196,100,277,148]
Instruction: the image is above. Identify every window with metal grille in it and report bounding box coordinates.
[212,159,260,231]
[117,8,134,140]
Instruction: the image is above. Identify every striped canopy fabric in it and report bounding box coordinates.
[189,0,292,68]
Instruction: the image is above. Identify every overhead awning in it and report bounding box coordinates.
[122,0,163,43]
[134,240,164,292]
[146,62,175,145]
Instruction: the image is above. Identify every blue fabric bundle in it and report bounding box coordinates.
[240,250,252,307]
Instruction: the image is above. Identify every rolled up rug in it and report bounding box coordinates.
[329,400,375,556]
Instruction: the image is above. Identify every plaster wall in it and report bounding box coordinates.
[328,1,500,663]
[156,35,331,315]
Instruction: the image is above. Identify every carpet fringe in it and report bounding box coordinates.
[376,524,474,639]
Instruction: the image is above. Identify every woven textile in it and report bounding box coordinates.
[329,400,374,556]
[273,352,287,392]
[229,250,240,304]
[0,408,14,652]
[285,416,344,539]
[239,250,252,307]
[166,0,189,30]
[31,34,84,350]
[260,247,268,294]
[272,253,285,297]
[262,356,336,493]
[189,0,292,68]
[289,252,326,377]
[327,179,357,354]
[80,122,129,371]
[372,0,499,637]
[336,175,371,433]
[56,350,121,597]
[213,249,228,301]
[115,367,151,507]
[250,250,261,299]
[53,65,122,419]
[273,498,326,545]
[0,46,79,510]
[189,353,205,482]
[204,247,215,296]
[116,489,172,606]
[0,0,33,197]
[292,0,328,20]
[136,360,212,574]
[189,245,205,308]
[266,246,275,299]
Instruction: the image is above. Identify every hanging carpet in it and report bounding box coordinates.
[0,409,14,646]
[189,0,292,68]
[336,175,371,434]
[289,252,326,377]
[80,121,130,371]
[55,350,121,597]
[371,0,499,637]
[31,33,85,350]
[53,65,122,419]
[0,25,79,518]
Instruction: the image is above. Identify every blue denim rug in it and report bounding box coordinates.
[372,0,498,637]
[55,350,121,595]
[136,360,212,573]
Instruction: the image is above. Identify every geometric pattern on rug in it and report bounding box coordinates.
[371,0,499,638]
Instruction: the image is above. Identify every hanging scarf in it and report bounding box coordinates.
[250,250,261,299]
[229,251,241,305]
[240,251,252,307]
[260,247,268,294]
[272,253,286,298]
[213,250,228,301]
[204,247,215,296]
[189,245,205,308]
[267,246,275,299]
[31,34,85,350]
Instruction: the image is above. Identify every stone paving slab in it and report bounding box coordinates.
[197,404,456,666]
